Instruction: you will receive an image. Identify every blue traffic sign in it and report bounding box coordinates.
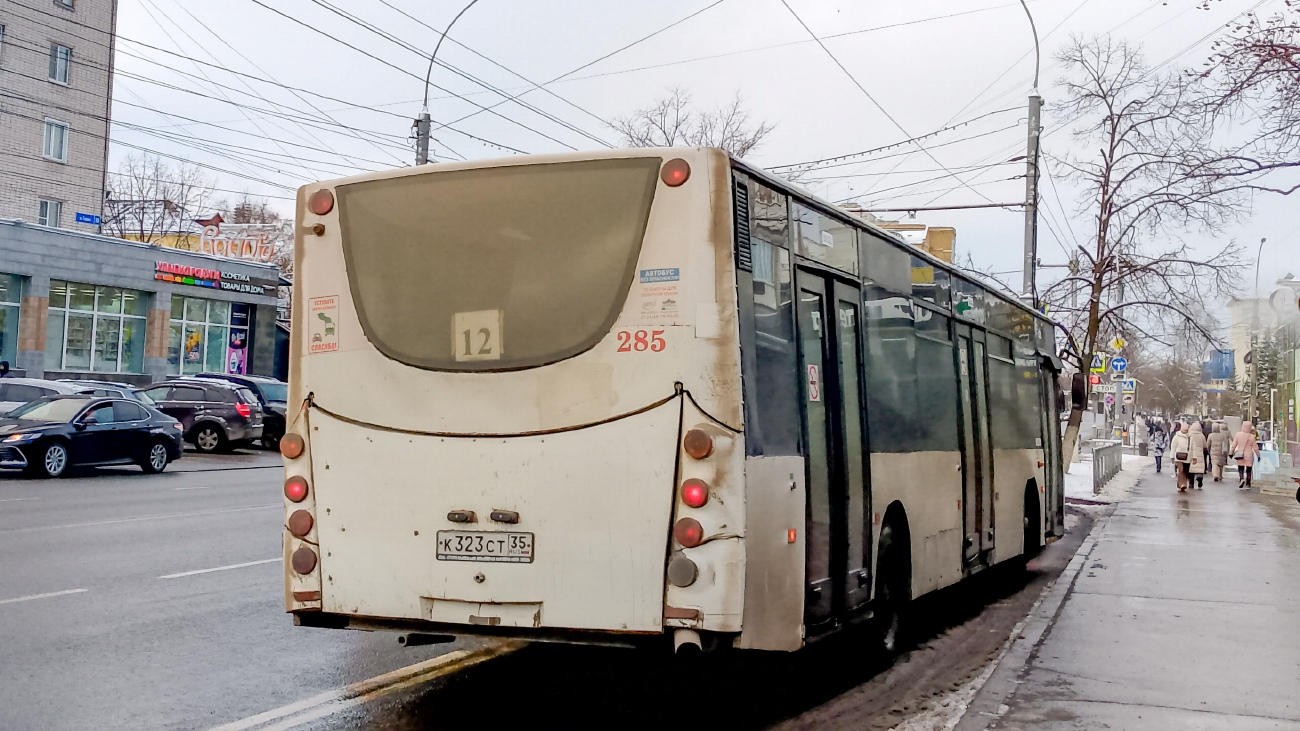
[1110,356,1128,373]
[75,212,101,225]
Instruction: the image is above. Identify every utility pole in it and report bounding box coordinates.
[1250,236,1267,419]
[1022,93,1042,303]
[414,112,431,166]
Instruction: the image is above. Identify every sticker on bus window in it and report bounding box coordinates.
[453,310,502,362]
[807,364,821,402]
[308,296,339,354]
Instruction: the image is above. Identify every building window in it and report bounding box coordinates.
[168,296,250,375]
[45,280,148,373]
[55,0,74,9]
[43,120,69,162]
[0,273,22,367]
[38,199,62,227]
[48,44,71,84]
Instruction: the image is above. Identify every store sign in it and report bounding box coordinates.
[154,261,277,296]
[199,224,278,263]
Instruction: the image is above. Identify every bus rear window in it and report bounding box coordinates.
[335,157,661,371]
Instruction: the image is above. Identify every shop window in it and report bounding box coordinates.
[0,273,22,367]
[168,296,250,375]
[45,280,148,373]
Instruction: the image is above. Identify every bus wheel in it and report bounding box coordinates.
[874,521,911,656]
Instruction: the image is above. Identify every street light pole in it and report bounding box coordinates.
[1019,0,1042,306]
[414,0,481,165]
[1251,236,1267,419]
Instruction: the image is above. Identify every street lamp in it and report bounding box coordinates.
[1251,236,1267,419]
[414,0,482,165]
[1019,0,1042,305]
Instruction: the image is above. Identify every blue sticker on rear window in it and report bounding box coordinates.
[639,268,680,283]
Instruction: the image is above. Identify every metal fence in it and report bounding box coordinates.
[1093,440,1123,494]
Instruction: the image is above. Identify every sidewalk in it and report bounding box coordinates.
[959,461,1300,730]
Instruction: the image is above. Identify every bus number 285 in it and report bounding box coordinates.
[616,329,666,353]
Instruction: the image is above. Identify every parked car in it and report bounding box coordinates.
[0,379,88,415]
[0,395,184,478]
[137,379,263,454]
[191,373,287,449]
[58,379,159,405]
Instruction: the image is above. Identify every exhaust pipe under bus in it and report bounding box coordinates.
[397,633,456,647]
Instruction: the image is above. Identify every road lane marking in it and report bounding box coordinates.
[0,504,279,533]
[159,558,281,579]
[0,588,88,605]
[0,497,41,502]
[172,485,217,491]
[206,642,521,731]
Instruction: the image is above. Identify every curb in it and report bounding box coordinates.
[951,502,1118,731]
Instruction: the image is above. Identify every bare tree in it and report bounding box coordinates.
[1042,37,1270,459]
[103,154,217,247]
[610,87,776,158]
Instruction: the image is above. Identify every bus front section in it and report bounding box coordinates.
[282,150,747,649]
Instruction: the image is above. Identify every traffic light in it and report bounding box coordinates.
[1089,374,1101,385]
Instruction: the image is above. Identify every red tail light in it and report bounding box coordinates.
[674,518,704,548]
[661,158,690,187]
[280,433,305,459]
[288,510,314,537]
[683,429,713,460]
[681,479,708,508]
[284,476,309,502]
[308,189,335,216]
[235,403,251,418]
[291,546,318,574]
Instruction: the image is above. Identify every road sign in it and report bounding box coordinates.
[1090,353,1107,373]
[1093,383,1118,394]
[1122,379,1136,394]
[1105,394,1115,406]
[75,212,101,225]
[1110,356,1128,373]
[1122,393,1134,405]
[1109,336,1127,351]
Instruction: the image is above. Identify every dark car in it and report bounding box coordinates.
[0,395,184,478]
[138,379,264,454]
[191,373,287,449]
[58,379,160,406]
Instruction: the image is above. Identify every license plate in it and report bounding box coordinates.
[436,531,534,563]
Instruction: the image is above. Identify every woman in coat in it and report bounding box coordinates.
[1151,427,1168,473]
[1187,422,1208,489]
[1230,421,1261,489]
[1170,423,1193,492]
[1207,423,1231,482]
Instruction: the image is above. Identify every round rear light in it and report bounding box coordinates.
[683,429,713,460]
[667,555,698,587]
[674,517,704,548]
[681,479,709,508]
[284,476,309,503]
[308,189,335,216]
[661,158,691,187]
[280,433,305,460]
[288,510,314,537]
[291,546,318,574]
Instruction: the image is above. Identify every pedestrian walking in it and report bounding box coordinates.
[1171,422,1193,492]
[1151,427,1167,473]
[1230,421,1261,488]
[1207,423,1230,482]
[1188,422,1208,489]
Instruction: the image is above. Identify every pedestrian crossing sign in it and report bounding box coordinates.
[1122,379,1136,393]
[1090,353,1107,373]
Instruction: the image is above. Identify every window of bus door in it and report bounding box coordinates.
[833,283,869,610]
[335,157,660,371]
[796,276,833,625]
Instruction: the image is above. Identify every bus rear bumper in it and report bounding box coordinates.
[293,610,668,650]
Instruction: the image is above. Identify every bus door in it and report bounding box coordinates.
[1039,367,1065,537]
[795,269,871,627]
[956,326,995,566]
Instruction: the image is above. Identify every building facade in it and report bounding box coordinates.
[0,0,117,232]
[0,219,280,384]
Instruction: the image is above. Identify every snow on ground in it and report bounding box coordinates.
[1064,453,1154,504]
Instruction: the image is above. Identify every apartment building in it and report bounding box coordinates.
[0,0,118,232]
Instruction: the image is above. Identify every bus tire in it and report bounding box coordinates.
[1023,483,1043,562]
[874,519,911,656]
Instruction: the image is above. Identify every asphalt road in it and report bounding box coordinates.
[0,449,475,731]
[0,447,1094,731]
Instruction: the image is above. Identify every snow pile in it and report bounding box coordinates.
[1064,454,1153,503]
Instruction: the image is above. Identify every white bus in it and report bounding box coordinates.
[281,148,1064,653]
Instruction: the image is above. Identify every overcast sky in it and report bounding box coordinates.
[109,0,1300,312]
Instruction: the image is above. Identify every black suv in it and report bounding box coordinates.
[191,373,287,450]
[138,379,264,453]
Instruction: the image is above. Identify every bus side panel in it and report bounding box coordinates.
[736,455,806,651]
[868,451,964,599]
[991,448,1045,564]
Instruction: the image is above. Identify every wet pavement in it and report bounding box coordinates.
[963,461,1300,730]
[0,450,475,731]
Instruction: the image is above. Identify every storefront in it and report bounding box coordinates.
[0,218,281,384]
